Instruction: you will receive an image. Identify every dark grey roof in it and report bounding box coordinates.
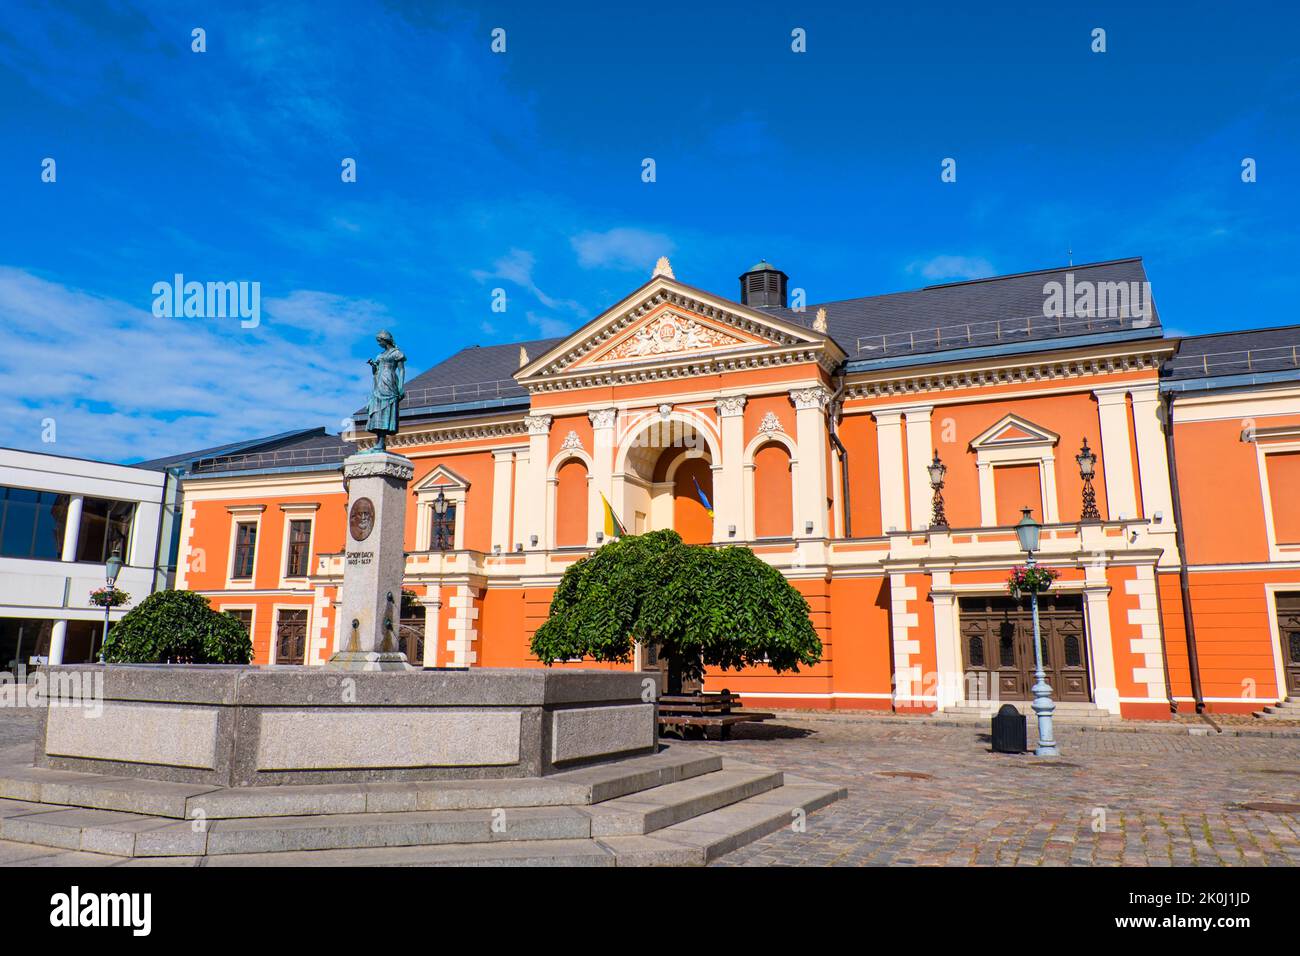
[183,428,353,477]
[134,427,334,472]
[1163,323,1300,382]
[357,336,565,421]
[764,257,1160,363]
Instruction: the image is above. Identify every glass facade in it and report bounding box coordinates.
[75,497,135,563]
[0,487,69,560]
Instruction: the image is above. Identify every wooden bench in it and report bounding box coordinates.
[656,690,775,740]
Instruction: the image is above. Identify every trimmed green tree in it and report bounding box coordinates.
[101,589,254,664]
[531,529,822,692]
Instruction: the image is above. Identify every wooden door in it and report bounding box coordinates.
[275,609,307,665]
[1277,593,1300,697]
[958,595,1090,702]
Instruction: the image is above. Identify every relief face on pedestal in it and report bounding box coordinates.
[597,311,744,362]
[349,498,375,542]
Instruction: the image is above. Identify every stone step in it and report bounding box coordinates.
[640,778,847,864]
[939,702,1119,721]
[0,761,847,864]
[129,780,847,867]
[0,749,722,821]
[583,768,784,836]
[1255,699,1300,719]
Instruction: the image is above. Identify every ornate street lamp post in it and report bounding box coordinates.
[1076,437,1100,521]
[1015,509,1058,756]
[99,547,123,663]
[927,451,948,530]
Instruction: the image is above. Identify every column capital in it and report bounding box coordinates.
[715,394,748,418]
[789,386,831,411]
[1092,386,1130,406]
[524,414,553,436]
[587,407,618,429]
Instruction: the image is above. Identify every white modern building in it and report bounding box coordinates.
[0,447,173,668]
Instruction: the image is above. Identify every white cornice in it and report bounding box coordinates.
[843,344,1171,399]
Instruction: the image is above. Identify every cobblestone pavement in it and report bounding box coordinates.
[0,704,1295,867]
[683,714,1300,867]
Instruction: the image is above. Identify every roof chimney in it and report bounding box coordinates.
[739,260,788,308]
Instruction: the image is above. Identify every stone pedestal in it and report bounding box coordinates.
[329,451,414,671]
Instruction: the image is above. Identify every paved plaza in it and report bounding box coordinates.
[689,713,1300,866]
[0,705,1296,866]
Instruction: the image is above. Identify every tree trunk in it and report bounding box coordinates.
[666,656,684,695]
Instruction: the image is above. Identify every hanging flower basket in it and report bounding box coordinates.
[89,587,131,608]
[1007,565,1058,599]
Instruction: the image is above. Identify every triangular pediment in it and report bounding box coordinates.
[516,274,841,386]
[970,414,1059,449]
[412,464,470,491]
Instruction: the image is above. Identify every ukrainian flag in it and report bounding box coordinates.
[691,475,715,518]
[600,493,627,539]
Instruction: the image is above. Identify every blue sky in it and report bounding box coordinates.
[1,0,1297,463]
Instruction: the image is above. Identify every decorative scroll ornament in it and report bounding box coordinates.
[560,430,583,450]
[343,455,415,482]
[657,403,673,420]
[758,411,783,434]
[598,311,743,363]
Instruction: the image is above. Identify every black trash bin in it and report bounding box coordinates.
[991,704,1027,754]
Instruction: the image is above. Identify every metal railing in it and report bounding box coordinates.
[1165,343,1300,377]
[854,310,1153,356]
[190,445,349,475]
[399,378,525,408]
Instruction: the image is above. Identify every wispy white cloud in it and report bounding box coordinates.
[571,228,675,272]
[471,248,587,317]
[0,266,381,463]
[906,255,995,282]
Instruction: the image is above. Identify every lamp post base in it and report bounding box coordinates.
[1031,677,1059,756]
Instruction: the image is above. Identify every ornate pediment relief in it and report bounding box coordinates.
[585,309,750,365]
[515,275,843,392]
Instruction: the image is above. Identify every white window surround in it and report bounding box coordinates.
[970,414,1061,525]
[277,502,320,587]
[929,578,1121,715]
[269,603,311,665]
[547,448,595,548]
[412,465,469,552]
[742,431,799,541]
[224,504,266,590]
[217,603,256,650]
[1254,437,1300,562]
[1263,584,1300,704]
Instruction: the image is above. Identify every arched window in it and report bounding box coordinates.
[671,456,714,545]
[554,458,588,547]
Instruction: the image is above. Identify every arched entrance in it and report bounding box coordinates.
[615,414,720,543]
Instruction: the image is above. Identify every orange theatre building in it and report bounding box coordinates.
[165,257,1300,721]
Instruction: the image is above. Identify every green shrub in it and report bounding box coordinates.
[101,589,253,664]
[531,530,821,691]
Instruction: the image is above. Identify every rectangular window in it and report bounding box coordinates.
[1265,451,1300,544]
[0,486,70,561]
[76,497,135,564]
[431,503,457,552]
[994,463,1044,527]
[224,608,253,640]
[285,520,312,577]
[232,522,258,579]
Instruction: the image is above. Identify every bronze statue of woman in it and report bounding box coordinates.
[365,330,406,452]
